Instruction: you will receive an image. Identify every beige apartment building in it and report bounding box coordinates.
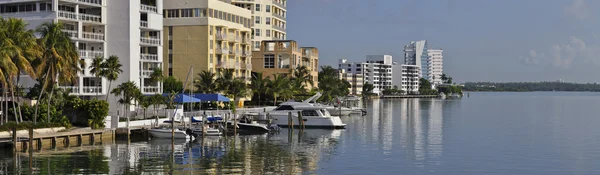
[163,0,253,85]
[338,69,364,95]
[231,0,288,50]
[252,40,319,88]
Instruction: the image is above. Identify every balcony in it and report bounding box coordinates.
[79,13,102,23]
[216,61,229,68]
[216,33,226,40]
[140,4,158,13]
[227,35,236,42]
[62,30,78,39]
[235,50,242,56]
[141,70,153,77]
[242,63,252,69]
[216,48,228,54]
[76,0,102,6]
[242,38,251,44]
[272,25,286,32]
[140,37,160,45]
[58,11,78,20]
[141,53,159,61]
[79,50,104,59]
[82,86,102,94]
[143,86,160,93]
[82,32,104,41]
[140,21,148,28]
[242,51,252,57]
[272,0,286,9]
[59,86,79,94]
[272,13,286,20]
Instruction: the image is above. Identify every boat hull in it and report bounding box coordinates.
[227,122,270,133]
[148,129,188,139]
[269,115,346,129]
[327,108,353,116]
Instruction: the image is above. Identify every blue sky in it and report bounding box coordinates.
[286,0,600,83]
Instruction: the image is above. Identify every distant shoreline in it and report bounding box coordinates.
[463,82,600,92]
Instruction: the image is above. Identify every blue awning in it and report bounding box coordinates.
[193,94,231,102]
[162,93,201,103]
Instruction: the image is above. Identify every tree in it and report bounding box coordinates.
[266,74,288,105]
[149,68,164,84]
[362,83,374,96]
[110,81,140,120]
[163,76,183,93]
[216,69,235,92]
[194,70,217,93]
[290,66,313,88]
[35,22,81,123]
[102,56,122,101]
[226,78,249,110]
[250,72,267,106]
[419,78,437,95]
[318,66,350,103]
[150,94,164,117]
[139,96,151,119]
[89,56,104,98]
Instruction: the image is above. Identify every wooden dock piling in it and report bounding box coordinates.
[297,111,304,130]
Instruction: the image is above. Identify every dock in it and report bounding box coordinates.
[0,128,115,152]
[380,95,440,98]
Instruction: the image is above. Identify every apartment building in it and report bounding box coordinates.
[338,55,393,95]
[163,0,253,86]
[0,0,164,113]
[427,49,443,86]
[231,0,287,51]
[252,40,318,88]
[400,65,420,94]
[337,66,363,95]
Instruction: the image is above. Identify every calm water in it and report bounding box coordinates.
[2,92,600,174]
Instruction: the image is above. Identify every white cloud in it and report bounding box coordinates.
[521,36,600,68]
[564,0,589,19]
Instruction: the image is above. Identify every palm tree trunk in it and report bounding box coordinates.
[105,81,112,101]
[4,87,8,123]
[16,74,23,123]
[47,83,55,123]
[34,69,51,124]
[10,85,19,124]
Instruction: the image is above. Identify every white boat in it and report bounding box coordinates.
[325,106,354,116]
[268,101,346,129]
[190,124,222,136]
[148,128,189,139]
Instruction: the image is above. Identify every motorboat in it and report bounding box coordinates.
[268,101,346,129]
[325,106,354,116]
[226,115,270,134]
[148,128,189,139]
[189,124,222,136]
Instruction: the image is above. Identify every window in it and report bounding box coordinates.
[255,16,260,24]
[266,5,271,12]
[208,9,213,17]
[266,29,271,37]
[255,4,261,11]
[302,110,319,116]
[274,105,294,110]
[209,40,213,49]
[166,9,179,18]
[254,41,260,49]
[264,54,275,68]
[266,17,271,25]
[40,3,51,11]
[210,54,213,63]
[255,29,260,36]
[181,9,193,17]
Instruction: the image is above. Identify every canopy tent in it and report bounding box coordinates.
[193,94,231,102]
[161,93,201,103]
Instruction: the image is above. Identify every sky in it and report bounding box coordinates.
[285,0,600,83]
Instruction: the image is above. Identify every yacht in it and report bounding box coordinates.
[226,113,270,134]
[148,128,189,139]
[268,101,346,129]
[304,93,353,116]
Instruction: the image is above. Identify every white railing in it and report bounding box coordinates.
[79,13,102,23]
[140,4,158,13]
[142,70,154,77]
[272,13,286,20]
[141,53,158,61]
[59,86,79,93]
[143,86,160,93]
[272,0,286,9]
[217,61,228,68]
[62,30,78,38]
[58,11,78,20]
[79,50,104,59]
[82,87,102,93]
[216,48,228,54]
[82,32,104,40]
[140,21,148,28]
[140,37,160,45]
[273,25,286,32]
[78,0,102,5]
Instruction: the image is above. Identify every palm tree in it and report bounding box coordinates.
[111,81,140,120]
[150,94,164,117]
[441,73,448,83]
[266,74,288,105]
[250,72,267,106]
[34,22,80,123]
[226,78,249,111]
[195,70,218,93]
[102,55,123,101]
[291,66,313,88]
[216,69,235,92]
[149,68,164,84]
[89,56,104,98]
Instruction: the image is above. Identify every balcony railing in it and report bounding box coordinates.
[242,63,252,69]
[216,33,226,40]
[235,50,242,56]
[242,38,251,44]
[143,86,160,93]
[82,86,102,93]
[140,4,158,13]
[140,21,148,28]
[141,53,159,61]
[59,86,79,93]
[82,32,104,41]
[140,37,160,45]
[243,51,252,57]
[78,0,102,5]
[272,25,286,32]
[227,35,236,42]
[272,0,286,9]
[62,30,78,38]
[216,61,228,68]
[79,50,104,59]
[272,13,286,20]
[216,48,229,54]
[141,70,153,77]
[58,11,78,20]
[79,13,102,23]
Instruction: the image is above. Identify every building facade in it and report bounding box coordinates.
[231,0,287,51]
[404,40,429,79]
[400,65,420,94]
[427,49,443,86]
[163,0,253,86]
[337,63,363,95]
[0,0,164,113]
[338,55,393,95]
[252,40,318,88]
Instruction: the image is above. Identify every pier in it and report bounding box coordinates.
[0,128,115,152]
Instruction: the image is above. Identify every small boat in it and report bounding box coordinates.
[226,120,270,134]
[268,102,346,129]
[325,106,354,116]
[190,124,222,136]
[148,128,189,139]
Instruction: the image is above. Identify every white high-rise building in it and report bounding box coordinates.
[404,40,429,79]
[338,55,394,95]
[427,49,443,86]
[0,0,164,114]
[231,0,287,51]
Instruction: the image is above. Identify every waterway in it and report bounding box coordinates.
[1,92,600,174]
